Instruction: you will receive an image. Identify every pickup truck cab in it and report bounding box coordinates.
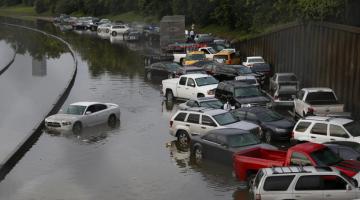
[183,51,206,66]
[251,166,360,200]
[233,142,360,183]
[242,56,265,67]
[162,74,218,101]
[269,73,299,106]
[213,49,241,65]
[173,47,216,64]
[294,88,344,118]
[292,116,360,144]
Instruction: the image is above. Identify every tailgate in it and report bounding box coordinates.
[312,104,345,115]
[277,82,298,94]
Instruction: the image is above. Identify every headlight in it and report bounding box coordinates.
[207,90,215,95]
[275,128,287,133]
[62,121,72,126]
[241,103,252,108]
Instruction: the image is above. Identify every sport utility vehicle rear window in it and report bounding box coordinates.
[174,112,187,121]
[295,122,311,132]
[295,175,322,190]
[311,123,328,136]
[263,176,295,191]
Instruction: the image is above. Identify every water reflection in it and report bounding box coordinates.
[32,55,47,76]
[46,121,120,145]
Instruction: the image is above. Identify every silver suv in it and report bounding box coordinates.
[251,166,360,200]
[169,108,260,144]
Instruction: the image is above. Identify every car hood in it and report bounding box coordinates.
[198,84,218,91]
[234,96,270,104]
[46,114,79,122]
[230,143,277,152]
[333,160,360,177]
[263,119,294,129]
[225,121,258,130]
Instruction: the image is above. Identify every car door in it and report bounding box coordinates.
[201,133,222,160]
[321,175,357,200]
[292,175,323,200]
[200,115,218,134]
[186,78,197,99]
[185,113,202,136]
[83,105,97,126]
[309,123,329,143]
[261,175,295,200]
[94,104,108,125]
[329,124,351,142]
[177,77,188,98]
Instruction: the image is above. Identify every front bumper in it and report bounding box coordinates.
[45,121,73,132]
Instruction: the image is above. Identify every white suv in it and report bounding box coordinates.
[251,166,360,200]
[110,24,130,36]
[169,108,260,144]
[292,116,360,144]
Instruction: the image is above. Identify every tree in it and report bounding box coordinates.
[34,0,49,14]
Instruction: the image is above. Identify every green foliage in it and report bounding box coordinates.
[297,0,345,21]
[54,0,79,14]
[34,0,49,14]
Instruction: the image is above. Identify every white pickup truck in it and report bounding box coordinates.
[242,56,265,67]
[161,74,219,101]
[294,88,344,118]
[173,47,216,64]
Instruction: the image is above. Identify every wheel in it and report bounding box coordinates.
[194,146,203,163]
[105,29,109,33]
[177,131,190,145]
[166,90,174,101]
[72,121,82,134]
[265,131,273,143]
[112,31,117,36]
[146,71,152,80]
[108,114,117,127]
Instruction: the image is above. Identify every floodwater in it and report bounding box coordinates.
[0,19,290,200]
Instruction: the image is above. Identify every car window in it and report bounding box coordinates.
[330,124,349,138]
[85,105,96,114]
[231,110,247,120]
[246,112,258,121]
[179,77,187,85]
[201,115,217,127]
[321,175,347,190]
[187,78,196,87]
[263,176,295,191]
[295,175,322,190]
[295,121,311,132]
[94,104,107,112]
[187,114,200,124]
[217,134,227,145]
[202,133,218,143]
[310,123,328,136]
[290,152,312,166]
[174,112,187,121]
[339,148,356,160]
[254,170,264,188]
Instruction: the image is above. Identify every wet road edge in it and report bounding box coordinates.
[0,23,78,181]
[0,42,16,76]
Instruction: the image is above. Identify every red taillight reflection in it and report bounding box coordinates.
[170,120,173,127]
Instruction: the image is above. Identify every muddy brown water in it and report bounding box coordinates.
[0,19,292,200]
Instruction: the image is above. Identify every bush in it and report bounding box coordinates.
[34,0,49,13]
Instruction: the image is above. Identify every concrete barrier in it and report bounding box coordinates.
[0,23,78,180]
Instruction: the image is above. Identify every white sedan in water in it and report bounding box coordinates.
[45,102,120,133]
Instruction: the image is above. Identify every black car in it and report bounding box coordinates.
[215,81,271,108]
[176,66,206,76]
[213,65,265,84]
[145,62,181,80]
[324,141,360,161]
[194,61,223,76]
[230,107,294,143]
[190,128,276,165]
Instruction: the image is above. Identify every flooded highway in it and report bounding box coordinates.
[0,20,250,200]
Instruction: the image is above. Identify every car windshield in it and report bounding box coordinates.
[214,55,228,62]
[234,86,262,98]
[306,91,338,105]
[228,133,260,147]
[344,121,360,137]
[200,100,223,109]
[256,110,284,122]
[213,112,238,126]
[311,147,343,166]
[195,76,219,86]
[164,63,181,71]
[65,105,87,115]
[187,54,206,60]
[185,69,206,74]
[278,75,297,82]
[235,67,252,74]
[248,58,264,63]
[208,48,217,54]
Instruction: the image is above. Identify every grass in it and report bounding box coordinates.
[0,5,52,21]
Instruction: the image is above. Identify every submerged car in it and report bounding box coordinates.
[178,97,224,110]
[45,102,120,133]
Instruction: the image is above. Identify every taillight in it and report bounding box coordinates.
[255,194,261,200]
[170,120,173,127]
[308,107,314,115]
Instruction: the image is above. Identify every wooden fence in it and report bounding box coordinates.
[235,22,360,119]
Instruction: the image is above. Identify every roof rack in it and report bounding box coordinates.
[270,165,310,174]
[184,107,212,113]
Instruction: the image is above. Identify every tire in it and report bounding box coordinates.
[166,90,174,101]
[112,31,117,36]
[194,146,203,163]
[72,121,82,134]
[177,130,190,145]
[97,29,101,33]
[105,29,109,33]
[265,131,273,143]
[108,114,117,127]
[146,71,152,80]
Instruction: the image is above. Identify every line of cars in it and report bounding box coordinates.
[148,44,360,198]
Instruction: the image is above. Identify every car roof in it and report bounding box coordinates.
[183,108,227,115]
[220,80,254,88]
[290,142,326,154]
[70,101,99,106]
[182,66,203,70]
[188,51,204,54]
[263,166,337,176]
[236,75,256,80]
[301,87,333,92]
[227,65,247,69]
[303,116,353,125]
[180,74,212,79]
[194,97,219,102]
[235,106,270,113]
[247,56,263,59]
[276,73,296,76]
[206,128,248,136]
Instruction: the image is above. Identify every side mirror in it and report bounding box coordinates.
[347,184,352,191]
[85,111,92,115]
[353,179,359,188]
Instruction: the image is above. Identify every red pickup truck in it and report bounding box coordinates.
[233,142,360,183]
